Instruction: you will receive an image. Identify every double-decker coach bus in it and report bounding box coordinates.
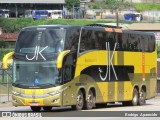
[3,25,157,111]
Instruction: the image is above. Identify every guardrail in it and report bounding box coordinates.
[0,64,12,103]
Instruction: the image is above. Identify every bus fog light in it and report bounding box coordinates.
[13,99,17,102]
[52,99,58,103]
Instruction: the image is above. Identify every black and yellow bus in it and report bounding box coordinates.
[3,25,157,111]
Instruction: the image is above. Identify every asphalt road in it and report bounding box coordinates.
[0,97,160,118]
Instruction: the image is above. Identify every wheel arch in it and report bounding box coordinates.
[79,87,86,101]
[134,85,139,92]
[141,85,146,92]
[89,87,96,98]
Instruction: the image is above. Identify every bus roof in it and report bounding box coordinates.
[22,25,83,30]
[93,23,160,31]
[20,24,157,37]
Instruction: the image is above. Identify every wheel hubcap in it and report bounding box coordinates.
[140,91,145,104]
[77,94,83,107]
[133,92,138,103]
[87,94,93,106]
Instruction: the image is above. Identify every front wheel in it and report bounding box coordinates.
[72,90,84,110]
[43,106,52,111]
[30,106,41,112]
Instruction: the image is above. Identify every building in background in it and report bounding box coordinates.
[124,0,160,3]
[0,0,65,18]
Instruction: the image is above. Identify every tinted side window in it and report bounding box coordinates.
[79,30,155,53]
[121,33,155,52]
[104,32,117,50]
[80,30,117,52]
[64,28,80,51]
[80,29,96,52]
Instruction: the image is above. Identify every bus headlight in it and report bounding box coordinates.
[12,91,21,96]
[49,87,68,96]
[49,89,63,96]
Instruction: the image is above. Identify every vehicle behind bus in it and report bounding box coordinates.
[32,10,48,20]
[124,13,142,21]
[51,10,62,19]
[0,9,9,18]
[25,10,32,18]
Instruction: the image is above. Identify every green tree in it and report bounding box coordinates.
[65,0,79,10]
[106,0,119,4]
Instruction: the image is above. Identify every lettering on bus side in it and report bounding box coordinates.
[80,41,134,82]
[81,65,134,82]
[99,42,118,81]
[26,46,48,61]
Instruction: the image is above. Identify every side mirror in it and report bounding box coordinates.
[2,52,14,69]
[57,50,70,69]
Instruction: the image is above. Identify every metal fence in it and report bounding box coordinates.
[0,64,12,103]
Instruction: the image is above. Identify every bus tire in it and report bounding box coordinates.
[131,88,139,106]
[43,106,52,111]
[85,90,95,110]
[138,88,146,105]
[123,88,139,106]
[96,103,107,108]
[72,90,84,110]
[30,106,41,112]
[122,101,130,106]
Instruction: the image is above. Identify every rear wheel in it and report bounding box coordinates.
[85,90,95,110]
[72,90,84,110]
[131,88,139,106]
[43,106,52,111]
[138,88,146,105]
[30,106,41,112]
[123,88,139,106]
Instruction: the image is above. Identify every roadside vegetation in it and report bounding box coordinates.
[0,18,114,33]
[134,3,160,11]
[89,1,160,11]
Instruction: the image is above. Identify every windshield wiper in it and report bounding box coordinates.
[13,82,24,87]
[13,83,21,87]
[35,83,56,87]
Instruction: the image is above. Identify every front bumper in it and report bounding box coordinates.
[12,93,62,106]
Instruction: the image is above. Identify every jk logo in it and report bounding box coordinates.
[99,42,118,81]
[26,46,48,61]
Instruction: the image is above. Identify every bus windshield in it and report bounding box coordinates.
[13,61,62,88]
[15,28,66,54]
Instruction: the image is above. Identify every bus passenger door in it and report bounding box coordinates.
[62,52,77,106]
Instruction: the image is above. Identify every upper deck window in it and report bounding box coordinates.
[15,28,66,54]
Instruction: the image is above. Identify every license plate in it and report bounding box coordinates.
[29,102,39,106]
